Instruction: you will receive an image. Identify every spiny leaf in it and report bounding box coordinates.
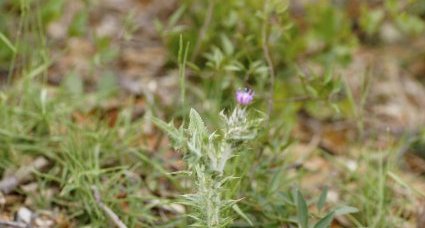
[232,204,253,226]
[151,117,184,149]
[151,117,178,139]
[189,108,207,135]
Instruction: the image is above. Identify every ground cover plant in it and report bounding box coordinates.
[0,0,425,227]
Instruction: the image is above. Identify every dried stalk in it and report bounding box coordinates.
[0,157,49,194]
[91,186,127,228]
[0,220,27,228]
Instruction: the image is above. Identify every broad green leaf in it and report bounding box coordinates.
[296,190,309,228]
[221,34,234,55]
[317,186,328,211]
[313,211,335,228]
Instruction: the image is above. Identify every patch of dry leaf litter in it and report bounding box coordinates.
[344,47,425,136]
[1,0,181,227]
[0,158,71,227]
[48,0,178,103]
[291,39,425,227]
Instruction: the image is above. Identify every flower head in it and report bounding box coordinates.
[236,88,254,105]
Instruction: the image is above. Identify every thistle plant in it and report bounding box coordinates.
[152,88,262,227]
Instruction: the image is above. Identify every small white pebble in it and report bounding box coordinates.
[327,190,339,203]
[35,216,55,227]
[345,160,358,172]
[21,182,38,193]
[167,203,186,214]
[17,207,33,224]
[147,80,157,92]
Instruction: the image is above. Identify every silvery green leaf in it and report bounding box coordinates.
[232,204,254,226]
[187,139,202,157]
[151,117,185,149]
[217,176,239,187]
[189,108,207,136]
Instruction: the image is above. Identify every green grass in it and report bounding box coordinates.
[0,0,424,227]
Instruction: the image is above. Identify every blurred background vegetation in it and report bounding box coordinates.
[0,0,425,227]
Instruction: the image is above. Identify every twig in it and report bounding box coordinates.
[91,186,127,228]
[261,0,276,123]
[0,157,49,194]
[0,220,27,228]
[190,0,215,61]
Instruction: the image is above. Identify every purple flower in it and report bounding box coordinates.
[236,88,254,105]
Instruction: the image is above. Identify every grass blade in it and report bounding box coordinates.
[317,185,328,212]
[0,32,16,53]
